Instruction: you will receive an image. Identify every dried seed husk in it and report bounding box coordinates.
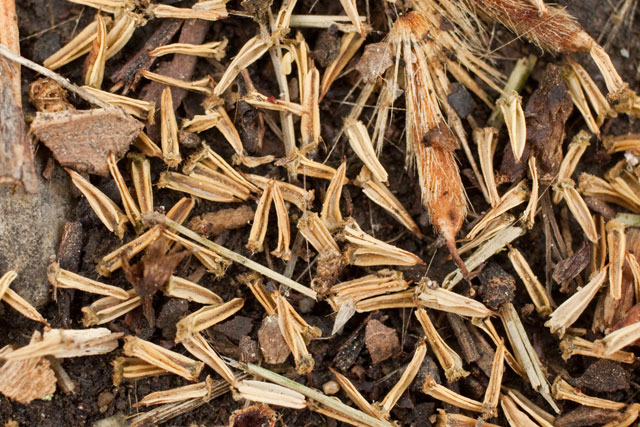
[522,156,539,228]
[134,377,213,407]
[560,334,635,363]
[467,180,529,240]
[552,376,626,410]
[417,282,492,318]
[607,219,626,300]
[82,85,153,122]
[300,66,320,151]
[84,13,107,88]
[0,270,46,324]
[594,320,640,356]
[129,153,153,214]
[556,178,599,243]
[3,328,121,360]
[180,332,236,385]
[474,127,501,207]
[355,167,422,237]
[135,131,163,158]
[562,65,601,135]
[508,247,552,317]
[554,131,591,204]
[97,226,162,276]
[157,171,244,203]
[160,87,181,167]
[235,379,307,409]
[48,262,129,300]
[141,70,213,95]
[330,270,409,309]
[43,19,107,70]
[237,272,276,316]
[276,294,320,375]
[432,408,501,427]
[112,357,168,387]
[175,298,245,341]
[329,368,383,420]
[104,11,142,60]
[376,340,427,417]
[297,211,340,254]
[149,39,227,59]
[345,120,388,183]
[320,161,347,232]
[422,376,483,412]
[416,309,469,381]
[271,181,292,261]
[123,336,203,382]
[247,173,314,210]
[355,289,416,313]
[67,168,128,238]
[246,181,273,254]
[500,393,540,427]
[148,1,228,21]
[320,32,364,99]
[82,289,141,326]
[505,388,556,427]
[498,91,526,162]
[214,36,272,97]
[500,303,559,412]
[107,152,143,231]
[341,220,424,267]
[483,341,505,418]
[164,276,223,306]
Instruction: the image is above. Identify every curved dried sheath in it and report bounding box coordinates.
[391,13,467,274]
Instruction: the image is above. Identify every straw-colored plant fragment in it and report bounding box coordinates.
[345,120,388,183]
[134,377,214,407]
[112,357,168,387]
[67,168,128,238]
[579,173,640,213]
[214,36,272,97]
[552,377,626,410]
[423,376,483,412]
[2,328,121,360]
[458,214,515,257]
[567,58,611,128]
[562,65,601,135]
[135,132,163,158]
[246,181,273,254]
[433,409,501,427]
[160,87,181,167]
[108,152,142,230]
[559,335,636,363]
[483,341,506,418]
[467,180,529,240]
[82,289,140,326]
[445,225,526,289]
[500,303,558,412]
[330,270,409,310]
[498,91,526,162]
[376,340,427,418]
[522,156,539,227]
[505,388,556,427]
[154,215,317,299]
[594,320,640,356]
[129,153,153,214]
[176,298,244,340]
[84,13,107,88]
[354,289,415,313]
[355,167,422,237]
[241,90,304,116]
[97,197,192,276]
[342,220,424,267]
[417,280,492,318]
[247,174,314,210]
[271,181,292,261]
[553,131,590,204]
[508,247,552,317]
[607,219,626,300]
[148,1,228,21]
[603,133,640,154]
[320,162,347,232]
[275,293,321,375]
[338,0,365,36]
[320,32,364,99]
[81,85,153,122]
[555,178,598,242]
[149,39,227,59]
[184,143,258,193]
[48,262,129,300]
[180,332,236,386]
[164,276,223,306]
[544,267,611,338]
[43,19,105,70]
[501,393,540,427]
[0,270,46,324]
[416,308,469,381]
[141,70,213,95]
[300,66,321,150]
[235,379,307,409]
[297,211,340,255]
[0,339,56,404]
[123,336,203,382]
[237,273,276,316]
[157,171,245,203]
[330,368,382,420]
[474,127,501,207]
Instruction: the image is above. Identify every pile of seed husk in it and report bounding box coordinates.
[2,0,640,425]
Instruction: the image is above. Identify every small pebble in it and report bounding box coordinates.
[97,391,114,412]
[322,380,340,395]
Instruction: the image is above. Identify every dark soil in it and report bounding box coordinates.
[2,0,640,426]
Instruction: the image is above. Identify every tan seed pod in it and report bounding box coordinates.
[606,219,626,300]
[123,336,203,382]
[556,178,598,243]
[107,152,143,231]
[82,289,141,326]
[149,39,227,59]
[160,87,181,168]
[552,376,626,410]
[84,13,107,89]
[497,91,526,162]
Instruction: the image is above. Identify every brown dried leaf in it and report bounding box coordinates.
[365,319,399,365]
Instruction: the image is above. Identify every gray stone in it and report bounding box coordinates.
[0,157,73,308]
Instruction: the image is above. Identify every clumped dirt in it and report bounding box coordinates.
[2,0,640,426]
